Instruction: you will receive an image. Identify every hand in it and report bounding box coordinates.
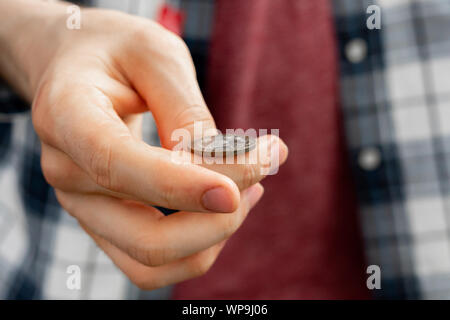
[0,1,288,289]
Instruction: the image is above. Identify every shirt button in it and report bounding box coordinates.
[345,38,368,63]
[358,147,381,171]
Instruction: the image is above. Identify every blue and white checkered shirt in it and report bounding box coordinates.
[1,0,450,299]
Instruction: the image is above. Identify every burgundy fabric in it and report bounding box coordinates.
[174,0,370,299]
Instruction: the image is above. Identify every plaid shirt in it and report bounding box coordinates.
[1,0,450,299]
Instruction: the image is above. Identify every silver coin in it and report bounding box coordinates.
[189,134,256,157]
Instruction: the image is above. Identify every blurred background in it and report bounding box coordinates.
[1,0,450,300]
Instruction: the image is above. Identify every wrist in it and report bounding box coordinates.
[0,0,69,101]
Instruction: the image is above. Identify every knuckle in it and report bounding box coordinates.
[129,234,173,267]
[129,23,188,54]
[188,256,215,278]
[130,277,149,290]
[128,26,154,47]
[40,157,59,187]
[170,35,191,57]
[128,274,158,291]
[40,152,68,188]
[156,26,190,55]
[143,247,168,267]
[32,72,71,145]
[54,190,75,217]
[89,150,110,188]
[173,105,214,132]
[32,80,54,142]
[86,133,134,193]
[54,189,65,207]
[159,181,176,209]
[87,139,115,191]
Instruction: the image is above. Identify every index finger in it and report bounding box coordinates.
[118,26,216,148]
[33,81,239,213]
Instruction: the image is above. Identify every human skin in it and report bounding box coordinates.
[0,0,288,289]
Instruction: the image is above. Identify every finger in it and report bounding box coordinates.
[90,72,148,117]
[198,134,289,190]
[34,81,239,213]
[42,142,164,204]
[118,28,216,149]
[84,224,227,290]
[41,142,92,193]
[94,76,148,118]
[55,183,263,267]
[40,143,140,200]
[40,115,143,193]
[123,114,143,139]
[42,134,287,197]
